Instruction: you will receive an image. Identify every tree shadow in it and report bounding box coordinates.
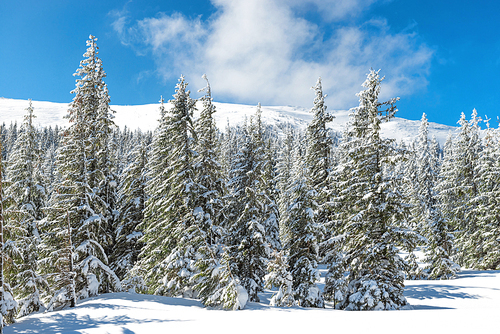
[457,270,500,279]
[5,312,186,334]
[404,284,481,301]
[410,304,453,310]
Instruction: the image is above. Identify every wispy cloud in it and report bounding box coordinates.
[110,0,433,109]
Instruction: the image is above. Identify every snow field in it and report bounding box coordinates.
[5,267,500,334]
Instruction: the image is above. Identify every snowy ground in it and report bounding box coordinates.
[5,268,500,334]
[0,97,456,145]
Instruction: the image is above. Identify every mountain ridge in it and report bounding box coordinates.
[0,98,456,145]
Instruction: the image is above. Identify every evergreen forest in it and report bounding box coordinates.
[2,35,498,327]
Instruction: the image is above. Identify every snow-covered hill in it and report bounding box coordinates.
[5,268,500,334]
[0,97,455,145]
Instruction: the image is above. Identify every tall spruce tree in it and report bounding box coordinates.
[281,145,324,307]
[252,105,280,251]
[191,75,246,308]
[111,139,148,280]
[224,115,270,302]
[437,111,481,267]
[470,119,500,269]
[41,35,120,310]
[192,75,225,247]
[415,114,459,279]
[135,76,200,297]
[337,69,414,310]
[305,78,334,245]
[4,100,49,316]
[1,130,18,331]
[134,97,171,288]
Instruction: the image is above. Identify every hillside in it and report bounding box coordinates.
[0,98,455,145]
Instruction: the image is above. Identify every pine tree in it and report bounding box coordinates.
[281,146,324,307]
[435,132,456,224]
[415,114,459,279]
[252,105,280,251]
[437,111,481,268]
[1,131,18,330]
[41,36,120,310]
[4,100,49,316]
[136,76,200,297]
[470,119,500,269]
[224,117,270,302]
[261,138,281,251]
[193,75,225,247]
[337,69,414,310]
[404,114,432,279]
[305,78,334,246]
[94,83,119,269]
[189,75,249,306]
[134,97,171,288]
[193,248,248,310]
[111,139,148,280]
[264,250,295,307]
[306,78,333,195]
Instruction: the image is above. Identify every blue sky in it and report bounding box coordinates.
[1,0,499,126]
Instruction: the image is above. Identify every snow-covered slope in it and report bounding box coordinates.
[6,269,500,334]
[0,97,455,145]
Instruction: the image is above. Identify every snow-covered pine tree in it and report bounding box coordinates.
[220,119,237,180]
[276,125,296,242]
[2,123,18,161]
[192,75,225,247]
[415,114,459,279]
[403,114,433,280]
[429,135,441,178]
[41,36,120,310]
[337,69,414,310]
[305,78,334,246]
[4,100,49,316]
[1,132,18,330]
[261,138,281,251]
[321,234,346,308]
[385,139,421,279]
[252,104,280,251]
[276,124,296,197]
[306,78,333,197]
[438,111,481,268]
[93,83,119,270]
[191,75,244,305]
[111,139,148,280]
[423,209,460,279]
[435,132,455,222]
[136,76,200,297]
[224,115,270,302]
[280,145,324,307]
[469,118,500,269]
[133,97,170,287]
[321,129,349,307]
[193,248,248,310]
[264,250,295,307]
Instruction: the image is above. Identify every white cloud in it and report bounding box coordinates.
[111,0,433,109]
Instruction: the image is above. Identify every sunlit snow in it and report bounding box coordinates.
[0,97,456,145]
[5,268,500,333]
